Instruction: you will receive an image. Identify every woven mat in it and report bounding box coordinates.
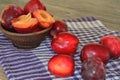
[0,17,120,80]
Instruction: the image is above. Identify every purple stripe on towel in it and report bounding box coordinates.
[0,16,120,80]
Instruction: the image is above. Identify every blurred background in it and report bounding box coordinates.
[0,0,120,32]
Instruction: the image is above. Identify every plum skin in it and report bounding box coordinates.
[81,57,106,80]
[1,5,24,31]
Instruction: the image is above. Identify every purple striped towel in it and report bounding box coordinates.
[0,17,120,80]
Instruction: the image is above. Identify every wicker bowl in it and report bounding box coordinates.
[0,24,52,49]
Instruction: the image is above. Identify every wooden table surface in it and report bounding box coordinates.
[0,0,120,80]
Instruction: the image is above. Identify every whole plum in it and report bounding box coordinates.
[81,57,106,80]
[0,4,24,31]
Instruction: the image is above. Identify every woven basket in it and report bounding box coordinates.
[0,24,52,49]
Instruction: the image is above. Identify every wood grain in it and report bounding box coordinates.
[0,0,120,79]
